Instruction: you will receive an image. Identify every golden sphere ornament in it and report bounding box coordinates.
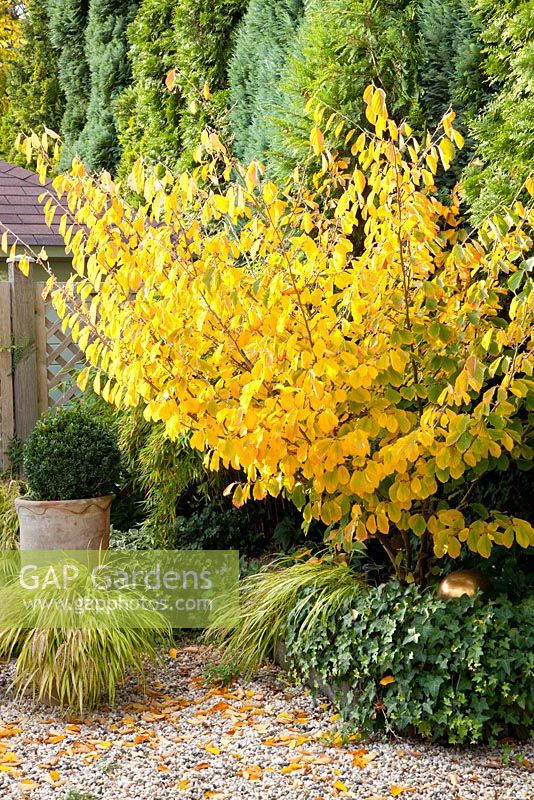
[437,569,490,600]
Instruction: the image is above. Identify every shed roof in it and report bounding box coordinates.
[0,159,65,248]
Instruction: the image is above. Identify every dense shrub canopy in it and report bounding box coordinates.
[417,0,487,190]
[228,0,304,166]
[118,0,246,174]
[463,0,534,221]
[285,581,534,743]
[48,0,91,166]
[116,0,183,174]
[0,0,22,114]
[0,0,64,162]
[266,0,422,178]
[17,87,534,580]
[172,0,246,170]
[76,0,139,172]
[24,407,122,501]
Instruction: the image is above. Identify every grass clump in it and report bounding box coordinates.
[206,554,366,675]
[0,480,20,550]
[0,558,170,711]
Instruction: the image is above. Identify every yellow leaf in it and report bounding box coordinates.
[390,349,407,373]
[354,169,366,194]
[363,84,374,104]
[380,675,395,686]
[318,409,339,435]
[263,181,277,205]
[391,787,416,797]
[477,534,492,559]
[165,69,176,91]
[177,779,190,790]
[438,138,455,170]
[371,87,387,118]
[169,647,178,659]
[18,256,30,277]
[0,729,22,739]
[44,734,65,744]
[310,126,325,156]
[204,744,220,755]
[333,779,348,792]
[202,82,212,100]
[245,162,259,192]
[452,129,464,149]
[18,780,38,793]
[240,764,263,780]
[426,150,438,173]
[301,212,314,233]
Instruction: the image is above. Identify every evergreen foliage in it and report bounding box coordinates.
[0,2,22,98]
[48,0,91,164]
[0,0,64,161]
[463,0,534,222]
[23,407,122,501]
[266,0,422,179]
[118,0,245,175]
[116,0,182,174]
[228,0,304,165]
[417,0,487,186]
[173,0,246,170]
[418,0,485,127]
[76,0,139,172]
[285,582,534,743]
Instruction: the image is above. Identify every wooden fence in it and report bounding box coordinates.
[0,263,82,471]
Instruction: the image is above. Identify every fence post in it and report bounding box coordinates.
[34,282,49,415]
[0,280,14,471]
[8,259,39,442]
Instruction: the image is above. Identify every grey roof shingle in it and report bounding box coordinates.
[0,159,66,249]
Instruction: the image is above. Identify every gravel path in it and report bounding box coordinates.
[0,645,532,800]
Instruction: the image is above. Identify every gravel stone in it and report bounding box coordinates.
[0,645,532,800]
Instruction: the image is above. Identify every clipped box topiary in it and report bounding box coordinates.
[15,407,122,550]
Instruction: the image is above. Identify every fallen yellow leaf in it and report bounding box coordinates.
[239,764,263,780]
[1,752,21,764]
[333,779,348,792]
[18,779,38,792]
[204,744,221,755]
[391,786,416,797]
[44,735,65,745]
[380,675,396,686]
[169,647,178,659]
[0,728,22,739]
[46,770,61,784]
[276,712,293,721]
[0,765,20,774]
[177,779,190,790]
[281,762,306,774]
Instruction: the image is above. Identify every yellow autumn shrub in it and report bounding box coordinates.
[5,85,534,581]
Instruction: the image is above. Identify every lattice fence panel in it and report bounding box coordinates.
[33,282,83,411]
[42,297,83,409]
[0,273,86,471]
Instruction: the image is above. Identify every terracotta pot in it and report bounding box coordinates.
[15,496,112,551]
